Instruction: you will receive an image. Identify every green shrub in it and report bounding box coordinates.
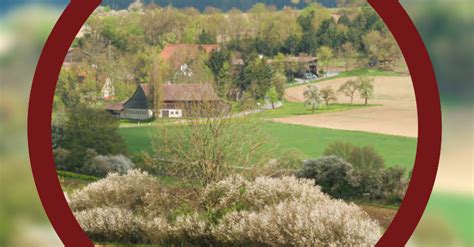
[51,124,64,149]
[323,141,354,161]
[235,92,259,111]
[349,145,385,171]
[381,167,406,203]
[257,149,305,177]
[297,156,406,203]
[53,148,71,171]
[349,169,385,200]
[59,105,128,171]
[323,141,385,170]
[297,156,357,199]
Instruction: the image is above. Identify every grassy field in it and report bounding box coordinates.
[286,68,407,88]
[118,121,417,168]
[264,122,417,168]
[58,171,98,193]
[256,102,377,118]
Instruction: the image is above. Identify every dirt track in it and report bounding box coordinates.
[279,76,418,138]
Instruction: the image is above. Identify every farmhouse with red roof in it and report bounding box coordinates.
[106,83,229,120]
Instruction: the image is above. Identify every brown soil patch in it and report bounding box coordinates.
[279,76,418,137]
[360,205,397,229]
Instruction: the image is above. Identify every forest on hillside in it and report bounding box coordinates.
[101,0,346,11]
[56,2,401,113]
[1,0,364,15]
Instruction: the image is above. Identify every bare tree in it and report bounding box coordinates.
[148,99,273,190]
[338,79,359,104]
[320,87,337,108]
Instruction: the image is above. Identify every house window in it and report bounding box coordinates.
[159,109,182,118]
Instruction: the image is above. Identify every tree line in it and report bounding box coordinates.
[56,2,400,112]
[101,0,338,11]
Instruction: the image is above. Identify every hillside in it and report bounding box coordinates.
[101,0,339,11]
[1,0,338,16]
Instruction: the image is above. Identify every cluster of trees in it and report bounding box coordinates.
[222,3,400,63]
[56,2,400,110]
[100,0,343,11]
[338,76,375,105]
[298,141,409,204]
[303,76,375,112]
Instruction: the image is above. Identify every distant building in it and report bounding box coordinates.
[159,44,219,73]
[160,44,219,61]
[267,56,319,77]
[106,83,230,120]
[101,78,115,100]
[63,48,81,67]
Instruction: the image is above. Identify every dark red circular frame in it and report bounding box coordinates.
[28,0,442,246]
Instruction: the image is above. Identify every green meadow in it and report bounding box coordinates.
[118,121,417,169]
[256,102,378,119]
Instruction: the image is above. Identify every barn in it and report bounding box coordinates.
[106,83,229,120]
[267,56,319,77]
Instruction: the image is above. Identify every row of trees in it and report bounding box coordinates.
[100,0,358,12]
[303,76,375,112]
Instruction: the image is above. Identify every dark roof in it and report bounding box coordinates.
[106,83,220,111]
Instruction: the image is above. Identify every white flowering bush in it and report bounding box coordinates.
[75,207,148,243]
[68,170,162,214]
[82,154,135,177]
[214,199,381,246]
[204,176,381,246]
[70,172,381,246]
[69,170,171,244]
[74,207,169,244]
[164,213,212,245]
[201,175,326,218]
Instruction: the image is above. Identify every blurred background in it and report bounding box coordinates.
[0,0,472,246]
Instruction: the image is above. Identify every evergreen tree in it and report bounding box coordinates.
[198,30,217,44]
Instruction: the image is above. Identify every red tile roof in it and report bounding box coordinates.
[105,101,126,111]
[140,84,151,97]
[140,83,220,102]
[163,83,219,101]
[159,44,219,61]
